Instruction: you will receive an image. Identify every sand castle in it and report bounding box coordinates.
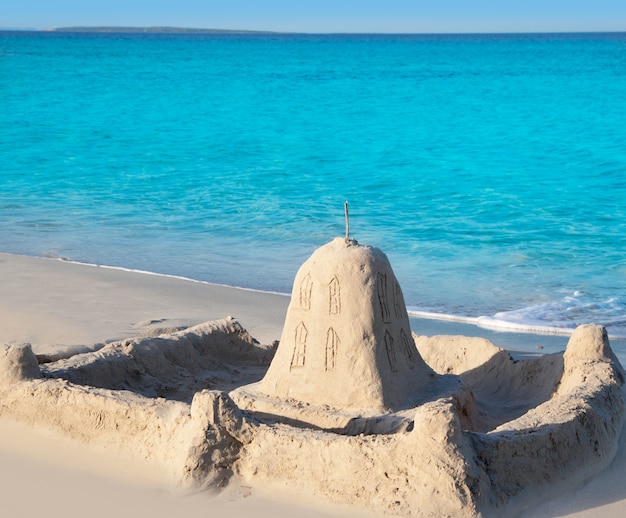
[1,236,624,517]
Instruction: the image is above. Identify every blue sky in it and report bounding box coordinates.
[2,0,625,33]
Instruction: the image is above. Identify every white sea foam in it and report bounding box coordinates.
[409,291,626,340]
[52,256,292,298]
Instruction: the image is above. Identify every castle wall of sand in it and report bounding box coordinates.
[0,318,274,488]
[1,316,623,517]
[43,318,274,401]
[235,399,487,517]
[415,334,565,430]
[232,326,624,517]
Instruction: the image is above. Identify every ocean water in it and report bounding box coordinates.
[1,31,626,338]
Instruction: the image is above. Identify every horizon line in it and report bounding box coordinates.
[1,25,625,36]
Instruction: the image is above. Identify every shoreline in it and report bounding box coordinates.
[4,251,615,347]
[45,253,293,298]
[2,250,626,517]
[56,255,626,341]
[3,251,623,366]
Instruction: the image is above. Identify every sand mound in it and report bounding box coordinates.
[259,237,435,412]
[42,317,274,402]
[0,343,41,387]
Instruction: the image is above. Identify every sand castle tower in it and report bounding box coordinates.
[259,236,434,412]
[230,213,446,434]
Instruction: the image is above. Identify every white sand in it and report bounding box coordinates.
[0,252,289,352]
[1,252,625,517]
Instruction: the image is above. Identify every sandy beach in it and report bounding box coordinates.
[2,251,626,517]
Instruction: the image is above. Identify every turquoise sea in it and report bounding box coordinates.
[1,31,626,338]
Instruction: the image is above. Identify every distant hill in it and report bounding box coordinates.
[51,26,275,34]
[0,27,39,31]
